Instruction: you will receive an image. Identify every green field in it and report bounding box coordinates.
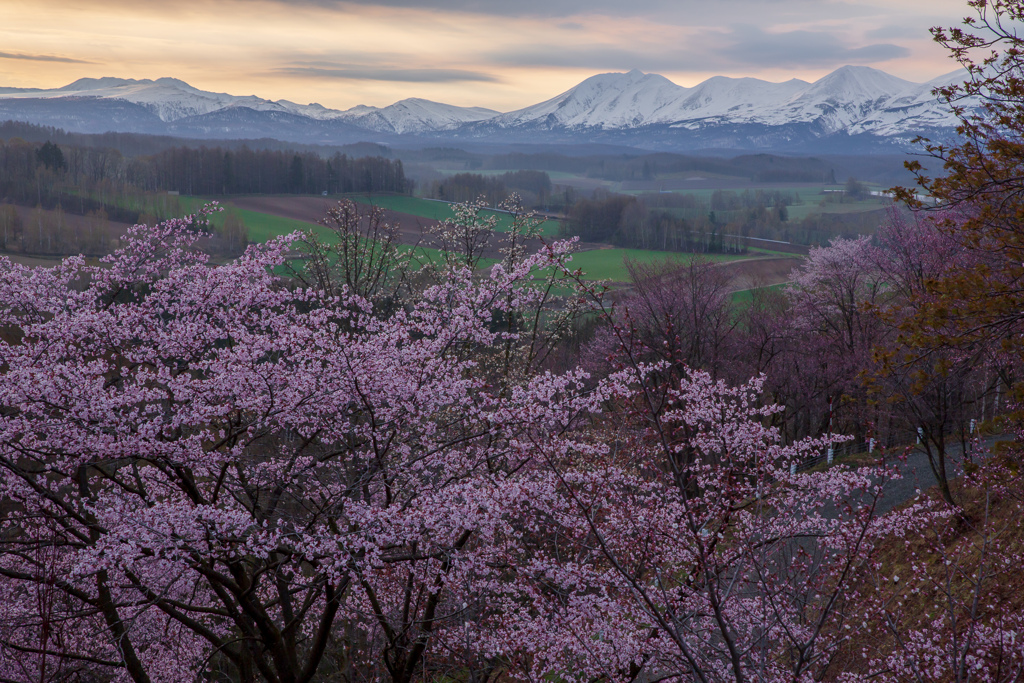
[345,194,561,237]
[178,198,793,284]
[623,185,843,200]
[435,169,581,182]
[212,204,737,282]
[784,197,891,221]
[229,208,320,243]
[178,199,466,269]
[561,248,761,282]
[730,282,790,305]
[177,198,324,243]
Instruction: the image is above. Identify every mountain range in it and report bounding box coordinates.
[0,66,968,153]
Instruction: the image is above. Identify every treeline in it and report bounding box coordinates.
[138,147,407,195]
[427,170,552,206]
[0,134,407,204]
[404,149,840,184]
[0,136,408,246]
[0,120,392,160]
[0,204,115,256]
[0,134,408,258]
[564,189,797,251]
[0,200,249,258]
[422,168,883,250]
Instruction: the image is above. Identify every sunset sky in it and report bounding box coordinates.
[0,0,972,112]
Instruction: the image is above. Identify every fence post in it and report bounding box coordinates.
[917,427,923,444]
[827,446,834,465]
[869,438,875,453]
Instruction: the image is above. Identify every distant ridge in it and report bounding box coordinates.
[0,67,969,153]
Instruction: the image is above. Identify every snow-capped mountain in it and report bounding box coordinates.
[478,66,961,133]
[336,98,497,134]
[0,77,290,122]
[487,69,690,129]
[0,77,493,133]
[0,67,969,153]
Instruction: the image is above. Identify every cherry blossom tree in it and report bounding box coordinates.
[0,208,599,683]
[783,236,888,442]
[516,265,932,683]
[0,201,1012,683]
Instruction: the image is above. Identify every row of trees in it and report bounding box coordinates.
[0,136,408,223]
[427,170,552,207]
[0,202,116,255]
[474,150,838,184]
[565,186,890,251]
[564,191,756,252]
[139,147,408,195]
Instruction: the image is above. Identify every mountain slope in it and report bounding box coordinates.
[0,67,967,152]
[489,69,690,129]
[337,98,498,134]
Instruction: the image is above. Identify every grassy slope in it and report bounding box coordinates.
[729,281,789,304]
[565,248,750,282]
[825,449,1024,679]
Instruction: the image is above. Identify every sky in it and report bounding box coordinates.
[0,0,973,112]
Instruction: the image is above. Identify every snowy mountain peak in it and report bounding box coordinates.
[803,65,918,100]
[336,97,498,134]
[0,66,969,151]
[493,70,689,129]
[58,77,142,91]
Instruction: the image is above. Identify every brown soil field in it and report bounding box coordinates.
[718,256,802,290]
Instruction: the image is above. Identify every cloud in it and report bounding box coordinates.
[486,45,665,71]
[0,51,93,64]
[722,26,910,68]
[270,0,689,16]
[866,25,920,41]
[486,23,912,76]
[276,65,498,82]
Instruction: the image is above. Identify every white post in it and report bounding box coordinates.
[869,438,875,453]
[917,427,923,444]
[827,446,834,465]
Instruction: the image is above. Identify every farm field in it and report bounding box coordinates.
[786,200,890,221]
[346,194,561,236]
[422,170,892,220]
[730,281,791,304]
[219,195,802,284]
[563,248,772,283]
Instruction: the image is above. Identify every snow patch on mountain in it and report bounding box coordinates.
[480,66,964,139]
[337,98,498,133]
[491,69,691,129]
[0,66,970,148]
